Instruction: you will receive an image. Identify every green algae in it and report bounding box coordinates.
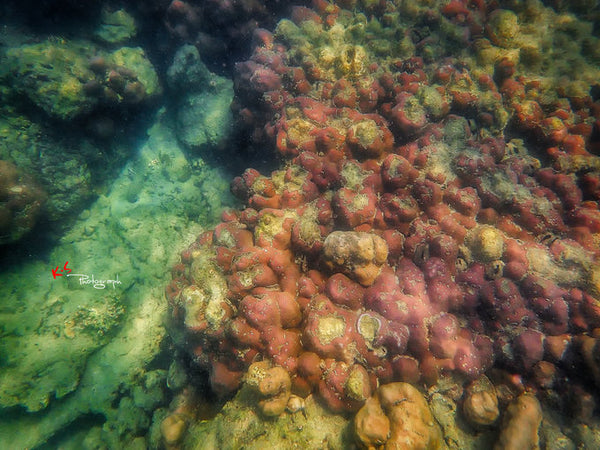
[4,40,97,120]
[3,40,160,121]
[108,47,161,98]
[94,8,137,45]
[0,112,236,447]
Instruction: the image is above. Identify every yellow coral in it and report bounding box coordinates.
[316,315,346,345]
[487,10,520,48]
[337,45,367,79]
[467,225,505,262]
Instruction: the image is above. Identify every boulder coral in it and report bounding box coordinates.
[461,375,499,427]
[160,387,198,450]
[354,382,442,450]
[494,393,542,450]
[245,360,293,417]
[321,231,388,286]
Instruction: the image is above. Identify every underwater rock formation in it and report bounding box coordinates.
[0,113,236,448]
[3,39,160,121]
[93,7,137,45]
[0,21,165,243]
[181,383,349,449]
[166,44,234,156]
[0,160,46,244]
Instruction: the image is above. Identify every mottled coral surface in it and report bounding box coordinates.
[167,0,600,417]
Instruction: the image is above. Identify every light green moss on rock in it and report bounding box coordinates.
[4,40,97,119]
[3,40,160,121]
[417,85,446,120]
[94,8,137,44]
[108,47,161,97]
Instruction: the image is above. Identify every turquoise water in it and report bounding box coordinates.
[1,1,600,449]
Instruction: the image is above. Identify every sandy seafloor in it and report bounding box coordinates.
[1,1,600,449]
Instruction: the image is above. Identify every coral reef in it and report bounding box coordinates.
[166,0,600,444]
[163,0,310,68]
[2,0,600,448]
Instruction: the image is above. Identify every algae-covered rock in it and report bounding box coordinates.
[0,289,126,411]
[175,86,234,153]
[3,39,160,121]
[0,102,126,237]
[166,44,213,93]
[94,8,137,45]
[166,45,234,155]
[0,159,46,245]
[486,10,520,49]
[3,40,98,120]
[183,385,351,450]
[108,47,161,98]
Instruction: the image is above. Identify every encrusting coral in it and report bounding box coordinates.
[165,0,600,445]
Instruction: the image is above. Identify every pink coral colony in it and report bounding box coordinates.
[166,0,600,419]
